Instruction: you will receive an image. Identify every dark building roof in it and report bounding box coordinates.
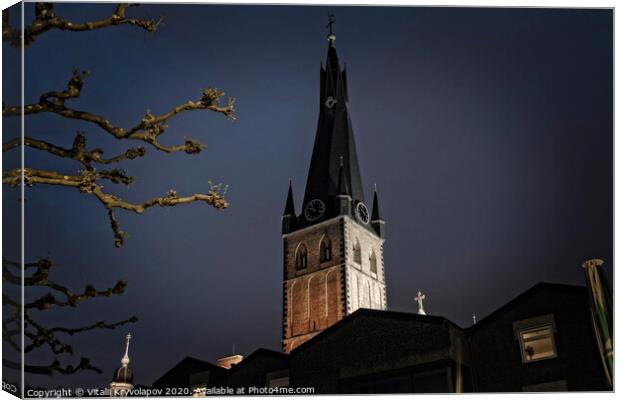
[212,348,290,389]
[292,308,464,354]
[152,356,226,390]
[466,282,587,332]
[289,308,470,394]
[232,347,289,365]
[150,283,610,393]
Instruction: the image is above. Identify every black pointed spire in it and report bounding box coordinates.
[283,180,295,216]
[302,28,365,221]
[371,185,382,221]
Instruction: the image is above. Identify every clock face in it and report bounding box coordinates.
[324,96,337,109]
[305,199,325,221]
[355,202,370,224]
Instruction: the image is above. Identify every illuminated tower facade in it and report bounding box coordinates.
[281,28,387,353]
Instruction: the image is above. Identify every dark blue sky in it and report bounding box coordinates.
[3,3,612,389]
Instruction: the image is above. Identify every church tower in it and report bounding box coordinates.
[281,22,387,353]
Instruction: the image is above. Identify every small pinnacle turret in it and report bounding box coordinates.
[282,181,296,234]
[337,157,350,196]
[283,180,295,216]
[336,157,352,216]
[371,186,385,238]
[371,187,382,221]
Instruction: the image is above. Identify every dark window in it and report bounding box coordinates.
[296,244,308,270]
[320,236,332,262]
[370,251,378,273]
[353,240,362,264]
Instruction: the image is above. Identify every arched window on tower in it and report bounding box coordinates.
[369,251,378,273]
[319,236,332,262]
[353,240,362,264]
[295,244,308,270]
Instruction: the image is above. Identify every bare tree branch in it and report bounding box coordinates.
[3,3,163,48]
[3,168,229,247]
[3,134,147,168]
[3,69,236,154]
[3,258,138,375]
[4,357,103,375]
[2,2,236,377]
[50,316,138,336]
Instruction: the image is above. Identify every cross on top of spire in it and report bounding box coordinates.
[326,14,336,43]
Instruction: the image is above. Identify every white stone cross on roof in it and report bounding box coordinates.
[415,291,426,315]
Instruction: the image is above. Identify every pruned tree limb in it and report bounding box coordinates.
[3,134,147,168]
[3,258,138,375]
[49,316,138,336]
[3,3,163,48]
[3,69,236,154]
[3,357,103,375]
[3,168,229,247]
[2,2,235,378]
[3,258,128,310]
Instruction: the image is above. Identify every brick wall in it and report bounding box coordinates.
[283,218,346,352]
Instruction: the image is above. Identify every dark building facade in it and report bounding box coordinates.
[467,282,610,392]
[151,357,226,393]
[211,348,290,390]
[289,309,472,394]
[151,282,610,394]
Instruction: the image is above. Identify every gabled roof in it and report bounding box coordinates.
[152,356,223,387]
[232,348,289,367]
[223,348,289,375]
[466,282,586,333]
[291,308,463,354]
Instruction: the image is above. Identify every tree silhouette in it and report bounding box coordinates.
[2,2,235,376]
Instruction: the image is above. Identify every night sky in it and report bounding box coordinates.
[2,3,613,390]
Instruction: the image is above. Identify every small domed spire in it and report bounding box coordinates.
[121,333,131,366]
[111,333,134,391]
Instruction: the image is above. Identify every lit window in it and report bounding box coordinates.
[518,324,557,363]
